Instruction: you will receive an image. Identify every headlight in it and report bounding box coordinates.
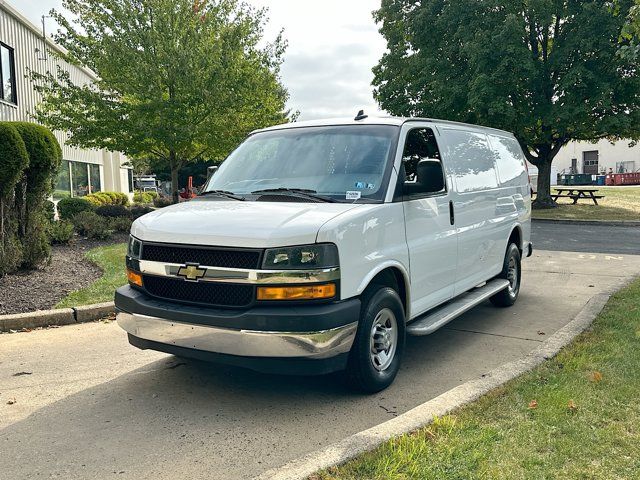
[262,244,339,270]
[127,236,142,259]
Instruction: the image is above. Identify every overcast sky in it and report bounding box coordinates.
[18,0,387,120]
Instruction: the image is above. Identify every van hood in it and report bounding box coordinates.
[131,199,363,248]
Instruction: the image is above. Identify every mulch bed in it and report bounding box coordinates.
[0,233,128,315]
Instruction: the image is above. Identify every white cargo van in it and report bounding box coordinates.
[116,115,532,392]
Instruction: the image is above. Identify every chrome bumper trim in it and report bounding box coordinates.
[137,260,340,285]
[117,312,357,359]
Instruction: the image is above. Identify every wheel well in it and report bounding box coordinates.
[508,227,523,254]
[366,268,408,314]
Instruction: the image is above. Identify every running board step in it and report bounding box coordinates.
[406,279,510,336]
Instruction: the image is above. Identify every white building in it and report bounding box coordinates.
[0,0,132,199]
[555,139,640,175]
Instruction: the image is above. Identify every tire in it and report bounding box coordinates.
[347,286,406,393]
[490,243,522,308]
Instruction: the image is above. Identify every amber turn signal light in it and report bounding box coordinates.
[257,283,336,301]
[127,269,143,287]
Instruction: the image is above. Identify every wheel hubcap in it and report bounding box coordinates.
[370,308,398,372]
[507,256,519,296]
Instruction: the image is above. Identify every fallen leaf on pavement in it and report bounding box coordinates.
[12,371,32,377]
[537,331,545,336]
[6,398,16,405]
[528,400,538,409]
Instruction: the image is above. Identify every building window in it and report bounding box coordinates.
[89,164,101,194]
[54,161,72,200]
[0,43,17,104]
[54,161,103,199]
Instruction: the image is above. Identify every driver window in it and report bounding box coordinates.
[402,128,442,182]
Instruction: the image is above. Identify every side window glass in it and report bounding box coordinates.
[488,134,527,186]
[442,130,498,192]
[402,128,442,183]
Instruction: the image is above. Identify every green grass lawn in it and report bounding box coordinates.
[533,186,640,221]
[316,278,640,480]
[56,243,127,308]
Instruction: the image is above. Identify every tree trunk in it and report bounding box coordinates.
[533,157,555,209]
[170,150,180,204]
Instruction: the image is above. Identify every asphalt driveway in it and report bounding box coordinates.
[2,224,640,479]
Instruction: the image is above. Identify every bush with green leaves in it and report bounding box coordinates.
[0,123,29,275]
[133,191,157,204]
[57,197,95,220]
[49,220,75,244]
[95,204,129,218]
[129,205,154,220]
[72,211,113,239]
[153,196,173,208]
[44,200,56,222]
[86,191,130,207]
[109,216,133,233]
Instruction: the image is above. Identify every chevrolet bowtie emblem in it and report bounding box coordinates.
[177,264,207,281]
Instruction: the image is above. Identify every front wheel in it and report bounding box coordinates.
[347,287,405,393]
[490,243,522,307]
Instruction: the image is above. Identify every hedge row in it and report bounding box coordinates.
[0,122,62,275]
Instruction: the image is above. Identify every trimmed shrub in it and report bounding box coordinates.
[129,205,154,220]
[153,196,173,208]
[0,123,29,198]
[133,191,156,204]
[57,197,95,220]
[44,200,56,222]
[86,191,130,207]
[72,211,113,239]
[49,220,75,244]
[0,123,29,276]
[110,216,133,233]
[22,211,51,269]
[10,122,62,201]
[96,204,129,218]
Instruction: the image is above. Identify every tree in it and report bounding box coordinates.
[620,1,640,59]
[31,0,291,203]
[373,0,640,207]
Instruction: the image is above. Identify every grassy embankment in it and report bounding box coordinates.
[56,243,127,308]
[317,278,640,479]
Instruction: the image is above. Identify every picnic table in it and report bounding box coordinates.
[552,188,605,205]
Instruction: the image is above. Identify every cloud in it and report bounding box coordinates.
[17,0,387,121]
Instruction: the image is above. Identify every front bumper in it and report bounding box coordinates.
[115,286,360,374]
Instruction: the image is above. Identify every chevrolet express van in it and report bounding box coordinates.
[116,115,532,392]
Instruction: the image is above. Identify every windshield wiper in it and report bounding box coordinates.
[250,188,338,203]
[200,190,246,201]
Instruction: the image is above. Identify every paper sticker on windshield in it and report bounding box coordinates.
[346,191,362,200]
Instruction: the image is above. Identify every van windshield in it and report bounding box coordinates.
[203,125,399,203]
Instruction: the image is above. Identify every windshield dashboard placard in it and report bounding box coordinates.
[346,191,362,200]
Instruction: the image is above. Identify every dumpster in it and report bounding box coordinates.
[561,174,594,186]
[596,175,606,186]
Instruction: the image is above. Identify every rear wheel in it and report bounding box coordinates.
[490,243,521,307]
[347,287,405,393]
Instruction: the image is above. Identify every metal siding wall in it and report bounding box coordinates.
[0,4,106,166]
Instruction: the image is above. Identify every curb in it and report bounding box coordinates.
[256,281,631,480]
[532,218,640,227]
[0,301,115,332]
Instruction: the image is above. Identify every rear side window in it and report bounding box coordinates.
[488,134,527,186]
[442,129,498,193]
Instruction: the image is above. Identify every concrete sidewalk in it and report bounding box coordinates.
[1,250,639,480]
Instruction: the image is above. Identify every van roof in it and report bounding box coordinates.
[252,116,516,137]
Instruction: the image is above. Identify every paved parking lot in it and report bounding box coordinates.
[2,223,639,479]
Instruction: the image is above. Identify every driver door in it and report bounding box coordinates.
[400,126,458,318]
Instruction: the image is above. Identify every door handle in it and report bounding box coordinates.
[449,201,455,225]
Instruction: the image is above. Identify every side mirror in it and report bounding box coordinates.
[404,159,445,195]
